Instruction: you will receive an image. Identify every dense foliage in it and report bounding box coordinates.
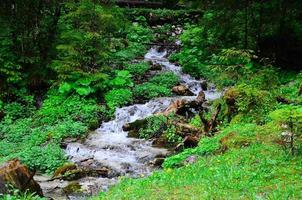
[1,0,302,199]
[0,0,155,174]
[96,1,302,200]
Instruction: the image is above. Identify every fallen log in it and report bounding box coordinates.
[162,91,206,117]
[175,123,202,137]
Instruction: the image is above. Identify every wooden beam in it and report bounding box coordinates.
[113,0,163,8]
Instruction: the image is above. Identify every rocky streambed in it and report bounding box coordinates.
[33,47,220,199]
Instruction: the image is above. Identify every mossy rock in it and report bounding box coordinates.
[53,163,85,181]
[53,163,77,177]
[63,182,82,194]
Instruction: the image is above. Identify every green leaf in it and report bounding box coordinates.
[75,86,93,96]
[59,82,72,94]
[245,62,253,69]
[76,78,92,86]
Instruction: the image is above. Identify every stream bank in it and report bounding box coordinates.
[35,46,220,199]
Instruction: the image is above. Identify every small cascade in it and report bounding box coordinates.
[39,47,221,199]
[145,47,220,99]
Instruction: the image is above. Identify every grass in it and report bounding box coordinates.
[97,122,302,200]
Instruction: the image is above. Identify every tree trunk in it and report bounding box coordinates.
[199,104,222,135]
[244,0,249,49]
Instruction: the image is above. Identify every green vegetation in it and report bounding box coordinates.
[138,114,182,145]
[0,0,154,175]
[100,125,302,199]
[105,89,133,110]
[0,93,99,173]
[133,72,179,100]
[150,72,180,88]
[1,0,302,199]
[96,1,302,200]
[125,62,150,76]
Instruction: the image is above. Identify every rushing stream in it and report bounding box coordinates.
[37,47,220,199]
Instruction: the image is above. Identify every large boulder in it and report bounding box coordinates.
[53,162,118,181]
[123,118,147,138]
[172,85,194,96]
[0,159,43,196]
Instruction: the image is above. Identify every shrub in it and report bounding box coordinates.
[114,24,153,62]
[150,72,180,88]
[47,120,88,141]
[125,62,150,76]
[58,73,108,96]
[109,70,133,89]
[224,84,275,123]
[20,144,66,173]
[0,92,101,173]
[1,90,35,120]
[127,24,153,43]
[133,83,171,100]
[164,126,182,144]
[139,114,182,144]
[37,93,100,127]
[139,115,168,139]
[105,89,133,110]
[163,123,257,168]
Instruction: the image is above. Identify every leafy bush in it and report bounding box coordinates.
[109,70,133,89]
[139,115,168,139]
[48,120,88,141]
[105,89,133,110]
[277,74,302,103]
[127,24,153,43]
[1,90,35,120]
[224,84,275,123]
[270,105,302,123]
[150,72,180,88]
[37,93,100,127]
[114,42,147,62]
[58,73,108,96]
[133,83,171,100]
[1,190,45,200]
[139,114,181,144]
[189,115,202,127]
[0,92,101,173]
[114,24,153,62]
[164,126,182,144]
[125,62,150,76]
[20,144,66,173]
[52,1,126,81]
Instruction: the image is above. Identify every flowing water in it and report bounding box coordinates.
[37,47,220,199]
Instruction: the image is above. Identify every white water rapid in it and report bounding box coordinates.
[38,47,220,199]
